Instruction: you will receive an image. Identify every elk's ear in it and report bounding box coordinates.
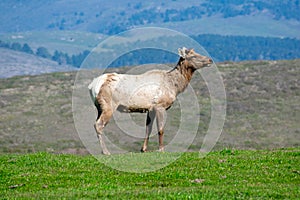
[178,47,188,58]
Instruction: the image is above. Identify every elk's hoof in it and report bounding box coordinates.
[141,148,147,153]
[102,150,111,155]
[158,147,165,152]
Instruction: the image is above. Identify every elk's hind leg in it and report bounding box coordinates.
[94,103,113,155]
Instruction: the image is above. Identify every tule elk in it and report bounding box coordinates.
[88,47,212,155]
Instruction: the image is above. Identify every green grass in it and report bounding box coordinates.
[1,148,299,199]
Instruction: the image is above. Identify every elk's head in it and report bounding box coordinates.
[178,47,213,70]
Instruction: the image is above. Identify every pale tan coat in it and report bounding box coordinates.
[88,47,212,154]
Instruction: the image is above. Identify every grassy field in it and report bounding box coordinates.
[0,148,299,199]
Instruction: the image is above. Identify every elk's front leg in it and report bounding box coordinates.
[141,110,155,152]
[155,107,166,152]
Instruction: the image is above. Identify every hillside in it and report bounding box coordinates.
[0,31,104,55]
[1,32,300,74]
[0,48,75,78]
[0,0,299,38]
[1,0,300,74]
[0,59,299,153]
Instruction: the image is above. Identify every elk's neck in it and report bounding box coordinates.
[168,60,195,95]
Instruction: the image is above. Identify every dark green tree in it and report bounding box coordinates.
[11,42,22,51]
[52,50,71,65]
[21,43,33,54]
[0,40,10,48]
[71,50,90,67]
[36,47,51,59]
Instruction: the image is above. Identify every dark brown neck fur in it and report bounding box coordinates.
[167,58,196,95]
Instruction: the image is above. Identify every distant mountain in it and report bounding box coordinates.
[0,0,299,38]
[0,48,75,78]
